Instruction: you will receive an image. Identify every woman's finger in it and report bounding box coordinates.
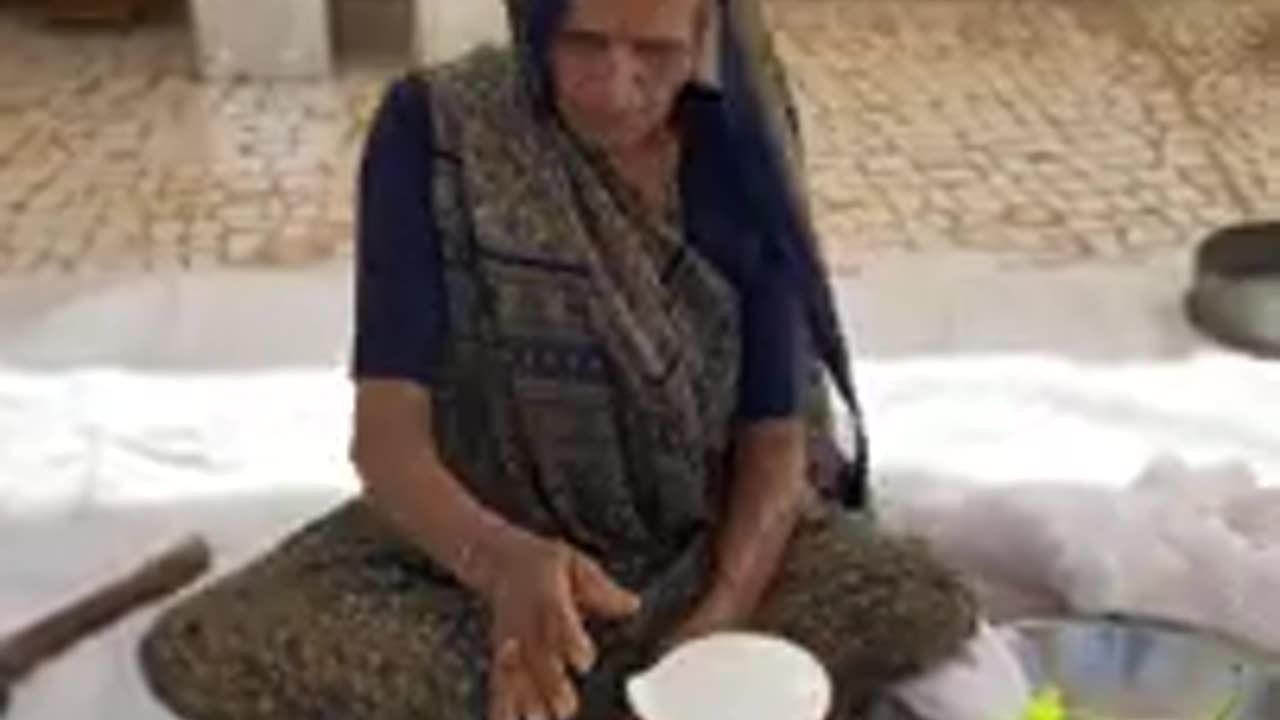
[553,585,597,675]
[526,619,579,720]
[511,651,553,720]
[570,554,641,619]
[489,638,522,720]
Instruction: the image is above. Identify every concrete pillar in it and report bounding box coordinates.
[333,0,415,64]
[186,0,510,79]
[412,0,509,66]
[189,0,334,79]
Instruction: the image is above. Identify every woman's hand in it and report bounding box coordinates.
[486,531,641,720]
[658,420,809,657]
[661,589,750,655]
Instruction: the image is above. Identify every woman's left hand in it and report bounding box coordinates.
[661,591,750,653]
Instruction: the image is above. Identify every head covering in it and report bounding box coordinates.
[710,0,869,504]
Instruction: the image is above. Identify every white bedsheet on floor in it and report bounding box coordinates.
[3,250,1278,719]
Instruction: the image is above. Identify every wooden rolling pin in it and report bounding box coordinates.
[0,535,212,715]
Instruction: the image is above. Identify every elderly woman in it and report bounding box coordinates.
[139,0,978,718]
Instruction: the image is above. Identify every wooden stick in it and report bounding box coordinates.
[0,536,212,715]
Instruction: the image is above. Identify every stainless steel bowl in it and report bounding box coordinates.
[1003,615,1280,719]
[1186,222,1280,358]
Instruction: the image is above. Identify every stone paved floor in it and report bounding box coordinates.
[772,0,1280,268]
[0,3,389,273]
[1,0,1278,274]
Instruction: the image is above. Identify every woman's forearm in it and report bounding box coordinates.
[350,382,528,597]
[704,419,810,618]
[357,444,525,594]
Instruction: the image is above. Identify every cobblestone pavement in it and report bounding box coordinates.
[772,0,1280,268]
[0,4,387,273]
[1,0,1278,273]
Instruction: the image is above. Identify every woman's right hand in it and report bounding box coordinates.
[485,531,641,720]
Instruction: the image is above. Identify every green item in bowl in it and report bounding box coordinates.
[1023,686,1066,720]
[1005,616,1275,720]
[1020,683,1244,720]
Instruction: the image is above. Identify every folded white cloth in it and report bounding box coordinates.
[890,621,1032,720]
[883,454,1280,655]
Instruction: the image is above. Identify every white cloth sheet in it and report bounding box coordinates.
[3,250,1278,718]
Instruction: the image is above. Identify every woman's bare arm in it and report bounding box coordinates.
[351,380,641,720]
[349,379,527,595]
[709,419,810,612]
[689,418,811,630]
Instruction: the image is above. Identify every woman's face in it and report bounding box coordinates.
[550,0,704,153]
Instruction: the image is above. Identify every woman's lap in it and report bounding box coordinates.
[140,504,975,720]
[753,509,980,717]
[140,501,492,720]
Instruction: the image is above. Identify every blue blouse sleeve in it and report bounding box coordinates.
[678,88,806,422]
[351,76,447,386]
[735,248,807,421]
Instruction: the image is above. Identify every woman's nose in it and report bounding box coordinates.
[599,45,645,112]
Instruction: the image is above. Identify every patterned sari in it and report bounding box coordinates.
[138,2,977,718]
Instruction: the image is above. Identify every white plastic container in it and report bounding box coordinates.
[627,632,832,720]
